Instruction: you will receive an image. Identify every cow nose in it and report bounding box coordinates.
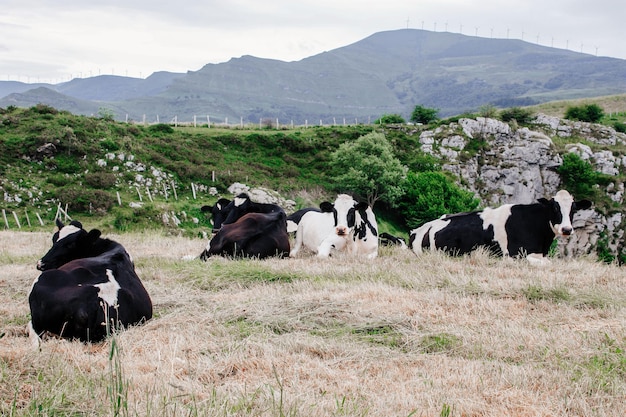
[36,260,44,271]
[561,226,573,236]
[336,226,348,236]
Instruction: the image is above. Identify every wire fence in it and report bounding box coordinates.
[125,114,377,128]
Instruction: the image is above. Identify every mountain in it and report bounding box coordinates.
[2,29,626,122]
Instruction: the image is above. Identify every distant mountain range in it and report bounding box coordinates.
[2,29,626,123]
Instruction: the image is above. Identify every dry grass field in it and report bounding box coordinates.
[1,228,625,416]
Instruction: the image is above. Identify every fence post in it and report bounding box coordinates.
[2,209,8,229]
[36,212,44,226]
[171,181,178,200]
[25,209,31,227]
[12,211,21,229]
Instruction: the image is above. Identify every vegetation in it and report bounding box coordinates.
[397,171,480,228]
[499,106,535,124]
[410,105,439,124]
[557,153,612,202]
[1,231,624,416]
[565,103,605,123]
[373,114,405,124]
[328,132,405,208]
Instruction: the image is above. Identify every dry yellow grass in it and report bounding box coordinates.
[1,229,625,416]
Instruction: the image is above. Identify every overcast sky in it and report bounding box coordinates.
[2,0,624,84]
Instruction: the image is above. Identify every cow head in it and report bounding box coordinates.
[538,190,592,236]
[37,219,102,271]
[320,194,371,237]
[201,198,231,234]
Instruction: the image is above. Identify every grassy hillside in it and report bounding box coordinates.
[1,100,625,241]
[1,231,624,416]
[0,104,394,236]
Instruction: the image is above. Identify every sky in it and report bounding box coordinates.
[1,0,624,84]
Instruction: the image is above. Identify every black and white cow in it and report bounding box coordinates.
[201,198,231,234]
[379,232,407,249]
[28,219,152,343]
[289,194,379,258]
[409,190,592,261]
[200,211,290,259]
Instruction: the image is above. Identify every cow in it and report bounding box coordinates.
[28,219,152,344]
[289,194,379,259]
[200,211,290,260]
[408,190,592,261]
[200,198,231,234]
[286,207,321,233]
[379,232,407,249]
[202,193,285,234]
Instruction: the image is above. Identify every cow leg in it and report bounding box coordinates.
[526,253,550,265]
[317,235,348,258]
[28,321,41,350]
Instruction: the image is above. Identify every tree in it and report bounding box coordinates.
[329,132,406,208]
[397,171,480,229]
[410,105,439,124]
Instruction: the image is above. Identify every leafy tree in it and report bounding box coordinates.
[410,105,439,124]
[397,171,480,229]
[564,104,604,123]
[374,114,406,124]
[329,132,406,208]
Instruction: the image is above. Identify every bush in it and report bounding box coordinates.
[56,187,115,213]
[374,114,406,124]
[397,171,480,228]
[148,123,174,134]
[84,172,117,189]
[556,152,598,199]
[564,104,604,123]
[499,107,534,124]
[613,121,626,134]
[410,105,439,124]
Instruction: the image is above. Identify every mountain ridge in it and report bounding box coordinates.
[2,29,626,122]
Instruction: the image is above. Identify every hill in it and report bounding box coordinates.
[2,29,626,123]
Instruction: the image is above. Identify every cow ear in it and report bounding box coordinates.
[55,218,65,230]
[320,202,334,212]
[537,198,551,205]
[355,202,369,211]
[575,199,592,210]
[69,220,83,229]
[86,229,102,242]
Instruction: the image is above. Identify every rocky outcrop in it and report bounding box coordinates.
[416,114,626,259]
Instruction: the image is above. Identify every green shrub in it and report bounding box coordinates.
[148,123,174,134]
[51,154,82,174]
[557,152,598,199]
[613,121,626,134]
[84,172,117,189]
[397,171,480,228]
[410,105,439,124]
[56,187,115,212]
[564,104,604,123]
[374,114,406,124]
[499,107,534,124]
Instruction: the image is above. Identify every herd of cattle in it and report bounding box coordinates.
[27,190,591,343]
